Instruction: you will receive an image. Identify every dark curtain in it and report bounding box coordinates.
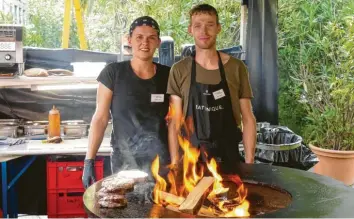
[246,0,279,124]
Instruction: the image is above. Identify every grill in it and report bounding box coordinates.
[0,25,24,78]
[83,163,354,218]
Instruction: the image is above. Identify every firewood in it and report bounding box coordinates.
[178,176,215,214]
[160,190,221,217]
[159,191,184,206]
[165,199,219,217]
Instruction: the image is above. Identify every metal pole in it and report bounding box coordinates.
[61,0,72,49]
[240,3,248,60]
[73,0,88,50]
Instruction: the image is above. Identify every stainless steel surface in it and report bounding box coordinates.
[0,119,20,123]
[24,120,49,136]
[63,123,88,138]
[0,119,20,126]
[25,120,48,125]
[24,124,47,136]
[61,120,86,125]
[0,125,18,138]
[0,25,24,77]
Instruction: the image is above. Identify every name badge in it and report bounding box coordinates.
[151,94,164,102]
[212,89,225,100]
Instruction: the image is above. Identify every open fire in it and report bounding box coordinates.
[152,107,250,217]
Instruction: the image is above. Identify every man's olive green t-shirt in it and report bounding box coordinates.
[166,56,253,127]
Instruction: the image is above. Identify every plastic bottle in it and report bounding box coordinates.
[48,105,61,137]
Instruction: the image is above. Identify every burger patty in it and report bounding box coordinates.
[101,177,135,192]
[96,186,132,197]
[99,194,126,203]
[98,199,127,208]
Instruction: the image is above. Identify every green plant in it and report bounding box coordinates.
[294,16,354,151]
[278,0,354,141]
[0,11,13,23]
[301,75,354,151]
[25,0,80,48]
[84,0,241,53]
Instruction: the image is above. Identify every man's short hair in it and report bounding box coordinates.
[189,4,219,24]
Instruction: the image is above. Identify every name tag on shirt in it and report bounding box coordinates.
[151,94,165,102]
[213,89,226,100]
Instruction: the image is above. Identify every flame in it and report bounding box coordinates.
[151,156,167,205]
[207,158,229,198]
[224,200,250,217]
[178,135,204,194]
[152,103,250,217]
[167,169,177,196]
[206,158,250,217]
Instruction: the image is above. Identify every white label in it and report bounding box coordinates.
[151,94,164,102]
[0,42,16,51]
[212,89,225,100]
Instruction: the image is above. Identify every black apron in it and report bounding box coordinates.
[109,61,170,176]
[186,52,243,173]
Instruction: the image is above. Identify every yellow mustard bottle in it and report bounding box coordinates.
[48,105,61,138]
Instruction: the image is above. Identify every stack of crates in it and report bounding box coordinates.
[46,157,104,218]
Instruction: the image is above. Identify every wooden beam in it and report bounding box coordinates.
[178,177,215,215]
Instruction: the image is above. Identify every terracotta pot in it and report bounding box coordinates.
[310,144,354,186]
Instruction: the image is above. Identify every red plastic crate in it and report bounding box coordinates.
[48,214,86,218]
[47,159,103,190]
[47,188,87,218]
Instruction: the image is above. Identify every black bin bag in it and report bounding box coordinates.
[240,126,318,170]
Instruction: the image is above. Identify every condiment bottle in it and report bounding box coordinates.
[48,105,61,137]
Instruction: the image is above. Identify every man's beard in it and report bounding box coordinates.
[195,39,217,50]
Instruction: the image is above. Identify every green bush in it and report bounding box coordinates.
[278,0,354,150]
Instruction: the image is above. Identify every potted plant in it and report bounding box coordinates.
[303,74,354,185]
[296,17,354,185]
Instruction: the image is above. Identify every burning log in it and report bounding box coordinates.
[159,191,184,206]
[159,191,221,217]
[178,176,215,214]
[151,108,251,217]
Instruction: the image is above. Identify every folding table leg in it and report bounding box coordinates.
[1,162,8,218]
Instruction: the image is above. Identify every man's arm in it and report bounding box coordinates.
[85,82,113,159]
[168,95,183,165]
[240,98,256,163]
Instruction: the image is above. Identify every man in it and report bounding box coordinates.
[82,16,170,188]
[167,4,256,173]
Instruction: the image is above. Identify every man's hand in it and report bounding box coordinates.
[82,159,96,189]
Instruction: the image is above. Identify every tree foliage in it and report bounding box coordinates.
[24,0,80,48]
[278,0,354,146]
[24,0,241,54]
[84,0,241,53]
[0,11,13,23]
